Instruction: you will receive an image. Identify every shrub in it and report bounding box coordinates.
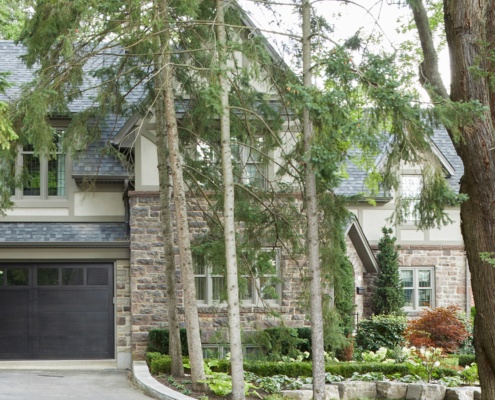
[250,326,308,360]
[372,227,404,315]
[147,328,189,356]
[355,314,407,352]
[148,353,172,374]
[459,354,476,367]
[405,306,470,353]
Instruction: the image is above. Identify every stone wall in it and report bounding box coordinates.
[399,245,471,316]
[128,191,311,358]
[116,259,132,367]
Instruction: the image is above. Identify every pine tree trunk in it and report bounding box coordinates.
[444,2,495,397]
[302,1,325,399]
[216,1,245,399]
[154,58,184,377]
[154,0,206,388]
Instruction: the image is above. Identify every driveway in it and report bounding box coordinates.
[0,370,152,400]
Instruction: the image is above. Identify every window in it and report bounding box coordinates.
[399,267,434,311]
[240,249,281,305]
[14,128,66,199]
[232,138,268,189]
[194,248,281,306]
[401,175,422,223]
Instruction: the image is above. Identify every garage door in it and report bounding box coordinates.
[0,263,114,360]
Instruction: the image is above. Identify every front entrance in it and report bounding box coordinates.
[0,263,114,360]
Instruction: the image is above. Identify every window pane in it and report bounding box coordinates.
[87,268,109,285]
[419,289,432,307]
[418,270,431,287]
[400,270,413,287]
[403,288,413,307]
[38,268,59,286]
[260,276,278,300]
[62,268,84,285]
[23,154,41,196]
[212,277,225,301]
[193,262,206,275]
[195,277,206,301]
[241,276,254,301]
[402,176,422,198]
[7,268,29,286]
[48,154,65,196]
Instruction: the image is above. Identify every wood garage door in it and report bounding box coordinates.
[0,263,114,360]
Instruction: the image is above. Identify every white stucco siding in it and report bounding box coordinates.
[135,135,159,190]
[74,192,125,216]
[5,207,70,216]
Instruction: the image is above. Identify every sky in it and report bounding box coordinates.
[240,0,450,92]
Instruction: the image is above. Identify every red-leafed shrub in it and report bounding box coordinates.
[405,306,470,353]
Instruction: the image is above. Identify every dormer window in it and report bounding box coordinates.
[14,128,67,199]
[232,138,267,189]
[401,174,421,223]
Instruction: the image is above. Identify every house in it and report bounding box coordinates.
[0,27,469,369]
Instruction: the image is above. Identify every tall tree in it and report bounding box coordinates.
[215,1,245,398]
[153,0,184,376]
[154,0,206,388]
[372,227,404,315]
[407,0,495,396]
[301,1,325,398]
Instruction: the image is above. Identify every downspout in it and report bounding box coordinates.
[123,179,131,238]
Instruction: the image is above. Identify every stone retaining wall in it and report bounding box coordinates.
[281,382,480,400]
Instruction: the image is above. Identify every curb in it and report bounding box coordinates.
[132,361,196,400]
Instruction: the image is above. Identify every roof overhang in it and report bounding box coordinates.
[345,216,379,274]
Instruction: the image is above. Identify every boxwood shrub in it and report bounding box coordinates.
[147,328,189,356]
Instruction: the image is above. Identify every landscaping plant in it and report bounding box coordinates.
[405,306,470,353]
[372,227,404,315]
[355,314,406,352]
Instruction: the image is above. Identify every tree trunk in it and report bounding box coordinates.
[301,1,325,399]
[409,1,495,397]
[154,0,206,389]
[444,2,495,398]
[216,1,245,399]
[154,44,184,376]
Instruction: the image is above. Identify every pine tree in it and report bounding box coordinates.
[372,227,404,315]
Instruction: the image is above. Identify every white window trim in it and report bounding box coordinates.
[195,248,282,307]
[400,266,435,312]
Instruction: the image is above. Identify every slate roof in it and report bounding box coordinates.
[0,40,145,180]
[0,41,464,190]
[336,128,464,198]
[0,222,129,244]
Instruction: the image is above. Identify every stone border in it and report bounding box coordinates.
[132,362,481,400]
[132,361,195,400]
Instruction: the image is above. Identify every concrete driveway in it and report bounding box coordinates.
[0,370,152,400]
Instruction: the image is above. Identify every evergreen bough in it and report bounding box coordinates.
[372,227,404,315]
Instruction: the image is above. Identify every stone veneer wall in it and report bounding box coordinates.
[116,259,132,367]
[345,237,366,322]
[398,245,472,315]
[128,191,310,358]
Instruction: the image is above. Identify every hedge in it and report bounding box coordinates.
[147,328,189,356]
[458,354,476,367]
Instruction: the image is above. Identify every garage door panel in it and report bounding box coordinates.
[0,263,114,360]
[37,290,110,312]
